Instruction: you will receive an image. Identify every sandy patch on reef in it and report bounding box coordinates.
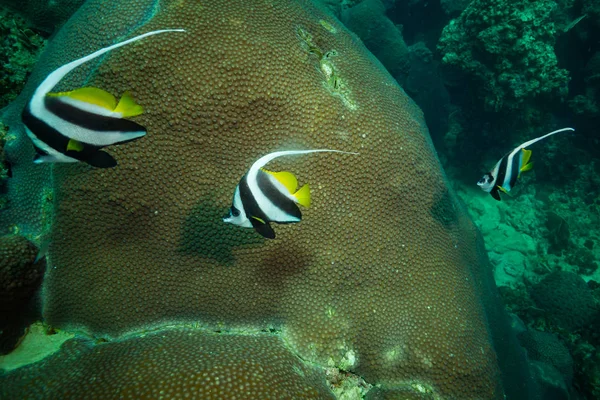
[0,322,73,372]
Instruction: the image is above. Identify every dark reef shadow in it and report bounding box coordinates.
[179,193,264,266]
[429,186,459,230]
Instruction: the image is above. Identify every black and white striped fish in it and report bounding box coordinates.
[21,28,185,168]
[223,149,358,239]
[477,127,574,201]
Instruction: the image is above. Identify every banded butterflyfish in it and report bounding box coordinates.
[21,28,185,168]
[223,149,358,239]
[477,127,574,201]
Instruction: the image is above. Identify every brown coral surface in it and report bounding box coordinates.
[0,328,336,399]
[0,234,43,314]
[2,0,505,397]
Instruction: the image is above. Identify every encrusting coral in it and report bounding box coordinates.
[0,0,536,397]
[0,328,335,399]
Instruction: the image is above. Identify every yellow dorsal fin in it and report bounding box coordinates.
[114,91,144,117]
[47,87,117,110]
[294,184,311,208]
[263,169,298,193]
[67,139,84,152]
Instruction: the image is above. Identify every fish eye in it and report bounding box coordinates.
[231,206,240,217]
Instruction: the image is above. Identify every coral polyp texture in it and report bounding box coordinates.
[0,234,43,316]
[0,329,335,399]
[0,0,531,398]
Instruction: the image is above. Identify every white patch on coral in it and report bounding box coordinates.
[0,322,74,372]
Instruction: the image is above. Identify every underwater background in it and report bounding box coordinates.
[0,0,598,399]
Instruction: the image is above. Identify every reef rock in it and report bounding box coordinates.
[0,0,85,33]
[438,0,569,111]
[530,271,597,331]
[0,234,45,354]
[519,329,573,386]
[0,0,536,398]
[0,328,334,398]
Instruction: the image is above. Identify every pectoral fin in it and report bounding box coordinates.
[250,216,276,239]
[67,139,84,152]
[497,186,510,194]
[48,87,117,110]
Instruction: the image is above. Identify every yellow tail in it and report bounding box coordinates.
[294,184,311,208]
[114,91,144,117]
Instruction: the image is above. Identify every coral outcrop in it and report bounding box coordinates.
[0,6,46,110]
[530,271,597,331]
[0,0,84,33]
[340,0,410,82]
[0,233,45,354]
[519,329,573,385]
[438,0,569,111]
[0,234,44,317]
[0,0,536,397]
[0,328,335,399]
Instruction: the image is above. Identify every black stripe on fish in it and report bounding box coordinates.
[22,105,117,168]
[239,172,301,224]
[44,96,145,135]
[238,174,272,224]
[256,170,302,222]
[493,154,508,190]
[490,187,501,201]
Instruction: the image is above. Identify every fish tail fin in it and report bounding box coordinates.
[294,184,311,208]
[519,148,533,177]
[520,161,534,173]
[114,91,144,117]
[521,148,532,166]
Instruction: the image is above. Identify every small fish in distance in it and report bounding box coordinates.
[223,149,358,239]
[21,28,186,168]
[477,127,575,201]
